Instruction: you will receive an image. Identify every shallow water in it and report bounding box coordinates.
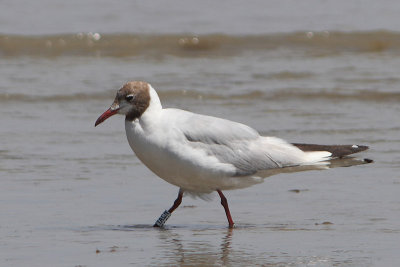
[1,1,400,266]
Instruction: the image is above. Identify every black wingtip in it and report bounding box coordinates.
[364,158,374,163]
[292,143,370,158]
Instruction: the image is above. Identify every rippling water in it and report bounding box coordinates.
[1,1,400,266]
[2,31,400,57]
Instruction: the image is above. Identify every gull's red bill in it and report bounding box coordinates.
[95,108,119,127]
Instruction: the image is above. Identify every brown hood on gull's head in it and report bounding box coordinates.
[95,80,372,229]
[95,81,151,126]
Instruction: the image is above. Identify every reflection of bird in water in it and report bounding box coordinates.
[156,227,233,266]
[95,81,372,228]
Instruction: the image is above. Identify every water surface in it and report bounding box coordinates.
[1,1,399,266]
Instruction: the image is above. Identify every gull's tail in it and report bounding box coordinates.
[256,155,372,179]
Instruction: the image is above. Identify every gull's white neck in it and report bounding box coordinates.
[132,84,162,128]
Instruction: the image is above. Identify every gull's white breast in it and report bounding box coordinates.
[124,110,255,193]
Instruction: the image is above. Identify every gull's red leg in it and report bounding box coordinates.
[217,189,234,228]
[168,189,183,213]
[154,189,183,227]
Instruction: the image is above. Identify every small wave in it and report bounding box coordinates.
[254,71,314,80]
[160,89,400,103]
[1,31,400,58]
[2,89,399,103]
[0,92,112,102]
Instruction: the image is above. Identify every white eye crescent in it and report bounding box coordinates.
[126,94,134,101]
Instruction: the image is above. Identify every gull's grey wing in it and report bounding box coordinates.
[174,109,260,144]
[167,109,307,176]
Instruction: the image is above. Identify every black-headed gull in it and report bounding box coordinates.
[95,81,372,228]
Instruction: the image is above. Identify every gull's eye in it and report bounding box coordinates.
[126,94,134,101]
